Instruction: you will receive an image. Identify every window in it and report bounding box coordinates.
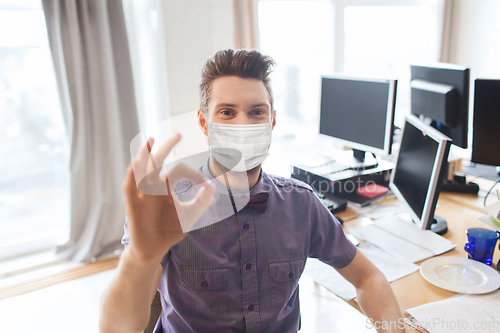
[258,0,334,130]
[257,0,444,130]
[122,0,170,133]
[0,1,70,261]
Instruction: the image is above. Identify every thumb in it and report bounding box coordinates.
[191,181,216,211]
[176,181,216,233]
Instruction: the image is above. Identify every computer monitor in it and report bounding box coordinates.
[389,115,452,235]
[319,75,397,168]
[410,63,470,149]
[471,79,500,173]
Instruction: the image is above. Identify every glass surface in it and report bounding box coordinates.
[319,77,391,152]
[472,79,500,166]
[410,64,470,149]
[393,121,438,220]
[0,5,70,260]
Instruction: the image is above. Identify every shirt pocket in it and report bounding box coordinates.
[268,258,305,309]
[179,266,229,315]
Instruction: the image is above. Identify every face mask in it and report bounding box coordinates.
[207,122,272,172]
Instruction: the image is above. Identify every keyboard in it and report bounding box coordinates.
[316,192,348,214]
[308,160,379,175]
[308,161,350,175]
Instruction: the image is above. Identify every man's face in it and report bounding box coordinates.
[198,76,276,132]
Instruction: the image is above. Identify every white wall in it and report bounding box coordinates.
[162,0,235,117]
[449,0,500,79]
[444,0,500,155]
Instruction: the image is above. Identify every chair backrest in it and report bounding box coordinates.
[143,291,162,333]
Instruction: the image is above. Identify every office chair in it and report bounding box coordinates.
[143,291,162,333]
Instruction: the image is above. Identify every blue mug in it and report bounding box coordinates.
[464,228,499,266]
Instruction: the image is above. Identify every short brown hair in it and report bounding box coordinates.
[200,49,276,116]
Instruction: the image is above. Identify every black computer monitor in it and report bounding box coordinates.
[472,79,500,172]
[410,63,470,149]
[319,75,397,167]
[390,115,452,235]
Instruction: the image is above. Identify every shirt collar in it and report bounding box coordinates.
[201,159,268,198]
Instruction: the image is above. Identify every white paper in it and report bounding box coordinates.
[373,217,457,255]
[360,242,420,282]
[483,201,500,221]
[304,258,357,300]
[348,217,456,263]
[349,223,436,263]
[480,214,500,232]
[348,196,406,220]
[407,290,500,333]
[303,242,419,301]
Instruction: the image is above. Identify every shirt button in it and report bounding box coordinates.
[243,223,250,230]
[246,263,252,270]
[248,304,254,311]
[289,272,294,279]
[201,280,208,289]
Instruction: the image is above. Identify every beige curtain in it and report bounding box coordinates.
[440,0,454,63]
[233,0,259,49]
[42,0,139,262]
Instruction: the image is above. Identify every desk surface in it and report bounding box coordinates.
[337,185,498,332]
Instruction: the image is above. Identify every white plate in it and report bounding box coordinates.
[420,257,500,294]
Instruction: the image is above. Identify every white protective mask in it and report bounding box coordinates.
[208,122,272,172]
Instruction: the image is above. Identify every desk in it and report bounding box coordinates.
[336,189,498,332]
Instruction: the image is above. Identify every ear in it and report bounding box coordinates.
[272,110,276,130]
[197,109,208,136]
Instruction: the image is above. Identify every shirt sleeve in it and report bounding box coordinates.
[308,193,357,269]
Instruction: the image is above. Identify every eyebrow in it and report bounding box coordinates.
[214,103,270,109]
[214,103,237,109]
[250,103,270,109]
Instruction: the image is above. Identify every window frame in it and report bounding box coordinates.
[0,0,70,261]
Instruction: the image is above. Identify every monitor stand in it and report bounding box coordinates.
[462,162,500,182]
[404,213,448,235]
[429,216,448,235]
[346,149,379,171]
[441,175,480,194]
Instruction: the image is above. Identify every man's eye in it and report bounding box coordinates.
[221,110,232,116]
[253,110,265,115]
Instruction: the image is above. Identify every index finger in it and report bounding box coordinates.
[132,133,182,191]
[131,137,155,184]
[152,133,181,171]
[166,162,210,189]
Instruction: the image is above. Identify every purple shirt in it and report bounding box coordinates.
[122,160,357,332]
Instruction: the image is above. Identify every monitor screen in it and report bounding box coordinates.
[410,63,470,149]
[390,115,451,231]
[472,79,500,167]
[319,75,397,156]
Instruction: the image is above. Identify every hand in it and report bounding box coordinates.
[123,134,215,264]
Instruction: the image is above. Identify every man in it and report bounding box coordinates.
[100,49,405,332]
